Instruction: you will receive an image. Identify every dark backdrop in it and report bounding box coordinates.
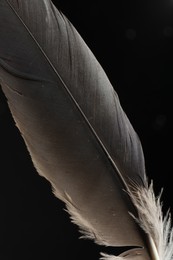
[0,0,172,259]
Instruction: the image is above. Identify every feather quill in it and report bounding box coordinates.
[0,0,172,259]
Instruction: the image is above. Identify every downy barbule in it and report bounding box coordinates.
[0,1,172,259]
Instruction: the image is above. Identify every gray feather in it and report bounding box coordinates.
[0,1,172,259]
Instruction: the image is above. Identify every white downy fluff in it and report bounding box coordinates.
[128,181,173,260]
[100,253,123,260]
[100,253,140,260]
[52,188,108,246]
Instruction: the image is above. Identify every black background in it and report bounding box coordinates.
[0,0,173,259]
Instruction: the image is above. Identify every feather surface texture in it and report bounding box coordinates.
[0,0,172,259]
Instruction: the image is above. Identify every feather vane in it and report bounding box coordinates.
[0,0,172,259]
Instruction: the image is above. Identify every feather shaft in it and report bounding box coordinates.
[148,237,160,260]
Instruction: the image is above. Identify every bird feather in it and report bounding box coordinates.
[0,0,172,259]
